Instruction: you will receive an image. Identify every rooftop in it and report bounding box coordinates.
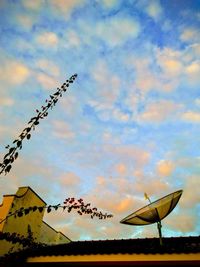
[25,235,200,257]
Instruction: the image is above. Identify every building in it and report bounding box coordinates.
[2,236,200,266]
[0,186,71,256]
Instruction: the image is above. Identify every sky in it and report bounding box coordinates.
[0,0,200,241]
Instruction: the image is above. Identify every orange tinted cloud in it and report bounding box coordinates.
[157,160,175,177]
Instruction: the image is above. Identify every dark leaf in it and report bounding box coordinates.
[38,207,44,213]
[53,91,59,96]
[5,145,10,149]
[27,134,31,140]
[34,121,39,125]
[17,140,22,148]
[28,117,37,124]
[24,209,30,215]
[68,207,72,213]
[32,206,37,212]
[4,158,10,165]
[17,211,23,217]
[14,152,18,160]
[3,153,9,160]
[47,206,52,213]
[9,147,15,154]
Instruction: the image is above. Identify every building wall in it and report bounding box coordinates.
[0,187,70,256]
[26,253,200,266]
[39,221,71,245]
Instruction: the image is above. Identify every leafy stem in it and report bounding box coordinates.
[0,197,113,225]
[0,74,78,176]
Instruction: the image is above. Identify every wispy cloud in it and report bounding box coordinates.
[95,17,141,46]
[0,59,30,85]
[36,32,59,47]
[180,27,200,43]
[182,111,200,123]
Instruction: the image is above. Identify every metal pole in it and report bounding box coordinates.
[157,221,163,246]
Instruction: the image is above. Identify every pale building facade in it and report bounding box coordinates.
[0,186,71,256]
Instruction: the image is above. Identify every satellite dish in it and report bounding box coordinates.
[120,189,183,245]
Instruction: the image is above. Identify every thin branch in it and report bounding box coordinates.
[0,197,113,225]
[0,74,78,176]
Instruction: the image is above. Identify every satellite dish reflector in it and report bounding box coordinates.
[120,189,183,245]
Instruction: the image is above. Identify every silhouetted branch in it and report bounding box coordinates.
[0,197,113,225]
[0,74,78,176]
[0,231,45,248]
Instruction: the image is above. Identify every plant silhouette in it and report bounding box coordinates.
[0,74,78,176]
[0,197,113,226]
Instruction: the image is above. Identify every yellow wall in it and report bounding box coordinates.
[0,186,70,256]
[39,221,70,245]
[4,187,45,239]
[0,187,46,256]
[0,195,15,231]
[27,253,200,263]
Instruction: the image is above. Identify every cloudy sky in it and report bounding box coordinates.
[0,0,200,241]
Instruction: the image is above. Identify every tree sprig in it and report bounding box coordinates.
[0,74,78,176]
[0,197,113,225]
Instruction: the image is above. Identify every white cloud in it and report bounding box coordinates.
[185,61,200,85]
[0,97,14,106]
[156,160,175,177]
[104,144,151,169]
[36,59,60,77]
[60,172,81,188]
[137,100,183,124]
[0,60,30,85]
[180,175,200,209]
[36,72,58,90]
[136,0,163,21]
[52,120,75,140]
[180,27,200,43]
[16,15,36,30]
[126,53,180,97]
[50,0,85,19]
[195,98,200,106]
[156,47,183,77]
[36,32,58,47]
[91,60,120,107]
[167,213,197,233]
[145,0,163,20]
[22,0,44,10]
[182,111,200,123]
[64,30,81,47]
[115,163,127,176]
[112,108,130,123]
[100,0,118,9]
[96,17,141,46]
